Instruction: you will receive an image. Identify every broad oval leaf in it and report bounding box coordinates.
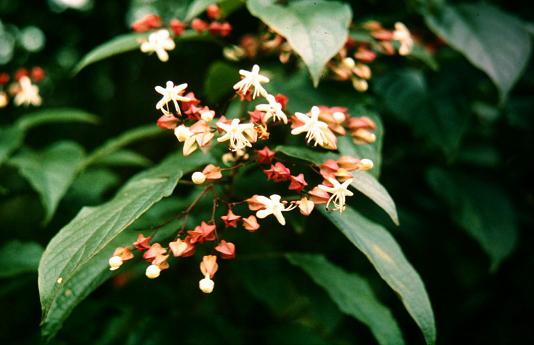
[426,168,518,269]
[247,0,352,86]
[350,171,399,225]
[16,108,99,131]
[276,145,398,225]
[0,127,24,167]
[204,61,239,104]
[0,241,44,278]
[0,108,98,166]
[90,150,152,167]
[374,68,468,157]
[9,142,86,224]
[321,207,436,345]
[424,3,532,101]
[287,253,405,345]
[73,32,148,75]
[38,152,212,339]
[81,124,163,169]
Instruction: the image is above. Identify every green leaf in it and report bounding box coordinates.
[276,146,398,225]
[9,142,86,224]
[409,43,439,71]
[275,145,337,165]
[424,3,532,101]
[374,68,467,156]
[0,108,98,166]
[426,168,518,269]
[73,32,148,75]
[350,171,399,225]
[81,125,163,169]
[0,241,44,278]
[0,126,24,166]
[287,253,405,345]
[90,150,152,167]
[321,208,436,345]
[73,30,206,74]
[15,108,99,131]
[247,0,352,86]
[204,61,239,103]
[68,169,121,203]
[38,152,212,339]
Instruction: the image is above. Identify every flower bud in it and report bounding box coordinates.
[332,111,346,124]
[0,91,8,108]
[334,168,353,181]
[145,264,161,279]
[200,255,218,278]
[31,67,45,82]
[192,171,206,184]
[170,19,185,36]
[359,158,374,171]
[191,18,208,33]
[352,78,368,92]
[298,197,315,216]
[206,4,220,20]
[353,63,371,80]
[342,57,356,69]
[199,276,214,293]
[174,125,191,142]
[108,256,123,271]
[223,45,245,61]
[157,113,178,130]
[201,110,215,122]
[352,128,376,144]
[242,215,260,232]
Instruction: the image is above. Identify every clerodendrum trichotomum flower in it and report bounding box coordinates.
[217,118,256,151]
[256,94,288,124]
[291,106,337,149]
[140,29,176,62]
[155,81,190,115]
[254,194,296,226]
[392,22,413,56]
[318,177,354,212]
[233,64,269,99]
[14,76,41,107]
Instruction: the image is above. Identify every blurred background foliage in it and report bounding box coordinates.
[1,0,533,344]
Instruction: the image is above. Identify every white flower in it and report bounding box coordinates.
[140,29,175,62]
[174,125,192,142]
[14,76,41,107]
[393,22,413,56]
[145,264,161,279]
[0,91,9,108]
[256,94,287,124]
[199,275,215,293]
[155,81,190,115]
[233,64,269,99]
[318,177,354,212]
[291,106,337,149]
[217,118,256,151]
[255,194,296,226]
[108,256,123,271]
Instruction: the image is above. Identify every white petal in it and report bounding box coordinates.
[256,209,272,219]
[272,209,286,225]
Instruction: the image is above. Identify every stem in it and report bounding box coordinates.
[178,185,214,236]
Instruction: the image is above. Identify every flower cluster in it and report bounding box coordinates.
[110,63,378,293]
[223,20,414,93]
[0,67,45,108]
[134,4,232,62]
